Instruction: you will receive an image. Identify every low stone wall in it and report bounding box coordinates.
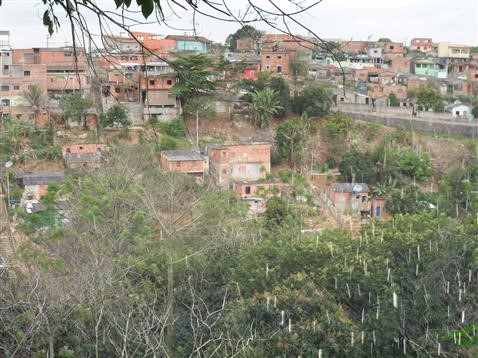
[343,111,478,138]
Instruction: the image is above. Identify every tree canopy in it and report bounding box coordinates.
[225,25,263,51]
[170,54,217,105]
[293,83,333,117]
[99,104,132,128]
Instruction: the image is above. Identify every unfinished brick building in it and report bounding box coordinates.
[208,142,271,189]
[160,150,206,178]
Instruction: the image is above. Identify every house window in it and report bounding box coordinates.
[277,65,282,73]
[64,51,72,56]
[245,186,251,194]
[1,85,9,91]
[390,45,394,50]
[277,55,282,59]
[266,55,270,59]
[13,85,19,90]
[3,65,8,70]
[266,65,270,70]
[24,70,31,76]
[79,146,83,150]
[149,79,155,85]
[115,87,120,94]
[221,151,227,158]
[166,79,172,85]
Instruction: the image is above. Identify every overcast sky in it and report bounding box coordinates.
[0,0,477,48]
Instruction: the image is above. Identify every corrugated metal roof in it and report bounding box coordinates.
[161,150,203,161]
[331,183,369,193]
[16,171,65,185]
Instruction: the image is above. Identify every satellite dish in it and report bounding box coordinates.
[352,184,363,193]
[4,161,13,168]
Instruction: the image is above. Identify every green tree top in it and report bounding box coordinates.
[64,92,92,128]
[170,54,217,105]
[100,104,132,128]
[225,25,263,51]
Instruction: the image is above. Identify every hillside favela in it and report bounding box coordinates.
[0,0,478,356]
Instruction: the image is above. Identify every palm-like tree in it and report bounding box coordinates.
[251,88,282,128]
[21,84,44,120]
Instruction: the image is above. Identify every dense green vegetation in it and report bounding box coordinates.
[1,146,477,357]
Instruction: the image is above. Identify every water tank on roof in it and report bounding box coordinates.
[352,184,363,194]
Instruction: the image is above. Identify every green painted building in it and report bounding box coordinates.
[166,35,212,53]
[414,60,444,77]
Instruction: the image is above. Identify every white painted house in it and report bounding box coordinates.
[446,101,472,120]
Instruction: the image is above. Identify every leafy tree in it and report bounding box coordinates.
[416,85,443,111]
[388,92,400,107]
[21,84,44,119]
[339,149,377,183]
[156,118,186,138]
[386,185,433,214]
[294,83,333,117]
[378,38,392,43]
[324,112,352,139]
[225,25,263,51]
[268,76,291,117]
[473,105,478,119]
[99,104,131,128]
[170,54,217,105]
[63,92,92,128]
[240,72,291,117]
[251,88,282,128]
[182,96,217,119]
[275,119,308,166]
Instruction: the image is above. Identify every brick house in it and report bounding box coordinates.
[232,180,282,199]
[232,179,282,215]
[236,37,254,52]
[160,150,206,178]
[340,41,370,55]
[62,144,107,169]
[410,38,435,53]
[326,183,388,218]
[131,32,176,53]
[208,143,271,189]
[260,48,290,75]
[139,69,178,122]
[381,42,404,57]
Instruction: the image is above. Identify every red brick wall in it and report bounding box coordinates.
[160,156,204,174]
[236,38,254,52]
[140,75,176,90]
[210,144,271,165]
[233,181,281,198]
[341,41,368,54]
[260,51,290,75]
[62,143,107,157]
